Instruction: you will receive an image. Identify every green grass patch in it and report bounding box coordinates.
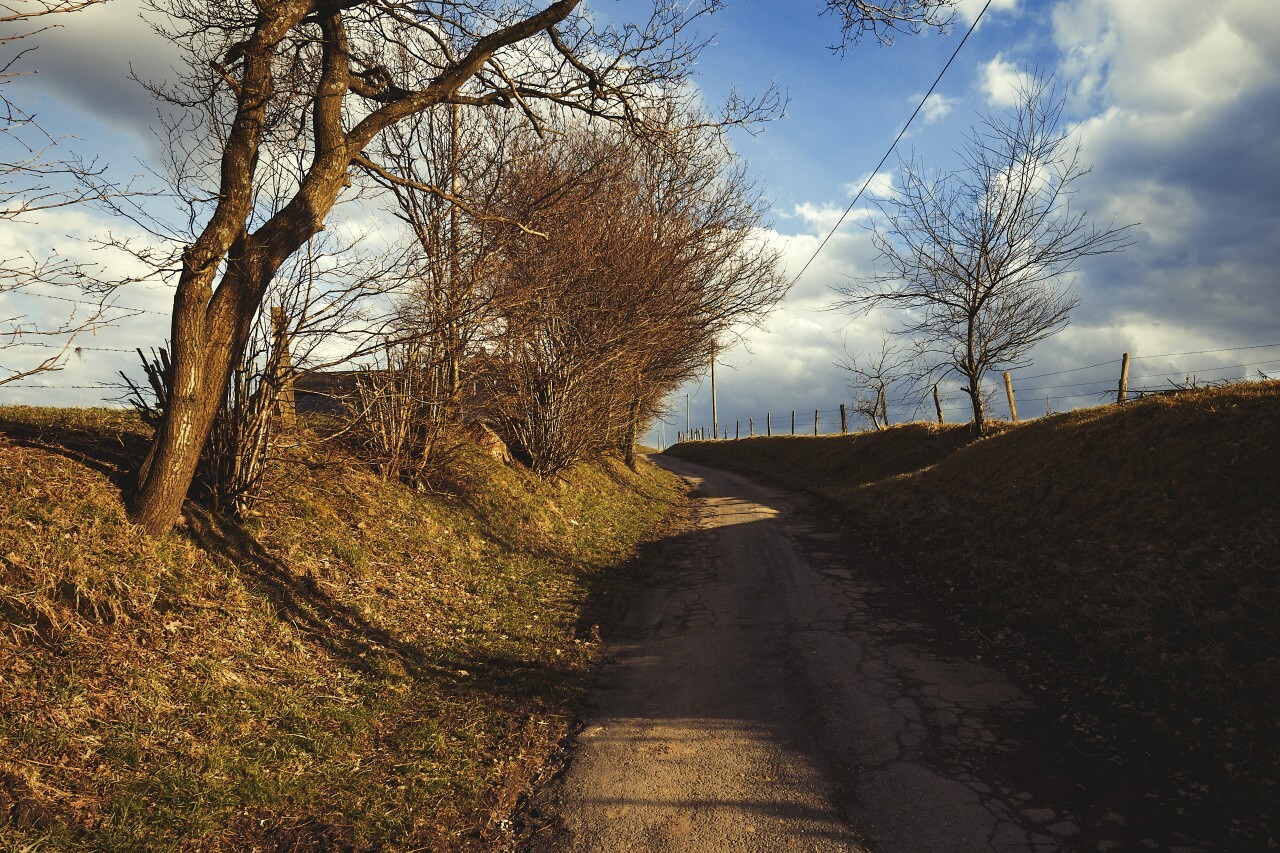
[0,405,682,849]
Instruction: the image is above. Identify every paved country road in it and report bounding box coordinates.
[520,456,1213,852]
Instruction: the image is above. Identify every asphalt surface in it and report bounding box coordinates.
[523,456,1211,852]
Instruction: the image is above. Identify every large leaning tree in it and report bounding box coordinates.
[837,74,1134,432]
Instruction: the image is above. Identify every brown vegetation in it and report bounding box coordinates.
[0,405,683,848]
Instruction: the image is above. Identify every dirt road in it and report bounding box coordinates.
[523,457,1210,852]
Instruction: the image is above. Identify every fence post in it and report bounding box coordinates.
[933,384,944,424]
[767,412,772,436]
[791,409,795,435]
[1003,371,1018,423]
[1117,352,1131,404]
[749,417,754,436]
[814,409,819,436]
[735,420,740,440]
[840,404,847,434]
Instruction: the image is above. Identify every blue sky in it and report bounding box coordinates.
[2,0,1278,442]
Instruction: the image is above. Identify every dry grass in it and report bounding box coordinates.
[668,380,1280,841]
[0,405,683,849]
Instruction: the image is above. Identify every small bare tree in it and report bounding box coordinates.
[836,336,910,430]
[838,73,1134,433]
[483,116,784,476]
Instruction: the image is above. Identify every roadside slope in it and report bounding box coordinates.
[666,380,1279,844]
[0,406,683,849]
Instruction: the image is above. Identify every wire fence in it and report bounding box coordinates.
[671,343,1280,443]
[5,327,1280,426]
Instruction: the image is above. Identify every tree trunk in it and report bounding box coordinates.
[622,395,641,471]
[967,376,986,434]
[133,199,331,535]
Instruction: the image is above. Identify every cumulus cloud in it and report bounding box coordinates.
[6,1,180,139]
[918,92,958,124]
[955,0,1020,26]
[1055,0,1280,347]
[664,0,1280,437]
[979,54,1034,106]
[842,169,895,200]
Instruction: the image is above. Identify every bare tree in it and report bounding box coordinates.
[126,0,784,536]
[479,116,784,475]
[837,73,1134,432]
[837,336,910,430]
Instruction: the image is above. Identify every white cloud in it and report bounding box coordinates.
[919,92,958,124]
[842,170,895,200]
[1054,0,1280,115]
[1050,0,1280,343]
[979,54,1033,107]
[7,0,182,138]
[956,0,1020,26]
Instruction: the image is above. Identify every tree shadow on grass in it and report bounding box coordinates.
[182,506,600,711]
[0,413,150,496]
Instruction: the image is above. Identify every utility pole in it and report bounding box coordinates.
[710,345,718,441]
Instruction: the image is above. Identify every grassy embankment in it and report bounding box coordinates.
[0,406,683,849]
[667,380,1278,839]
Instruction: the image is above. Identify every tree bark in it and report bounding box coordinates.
[966,376,986,435]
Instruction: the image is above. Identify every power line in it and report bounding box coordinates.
[1,383,117,390]
[789,0,995,288]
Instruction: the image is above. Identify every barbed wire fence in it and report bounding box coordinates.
[672,342,1280,443]
[4,306,1279,434]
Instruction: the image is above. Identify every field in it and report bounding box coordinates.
[667,380,1280,841]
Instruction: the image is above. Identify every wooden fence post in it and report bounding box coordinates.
[839,404,847,434]
[749,417,754,437]
[735,420,740,440]
[814,409,819,436]
[933,384,944,424]
[1003,371,1018,423]
[791,409,795,435]
[767,412,772,436]
[1117,352,1131,404]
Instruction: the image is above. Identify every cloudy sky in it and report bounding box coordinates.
[2,0,1278,441]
